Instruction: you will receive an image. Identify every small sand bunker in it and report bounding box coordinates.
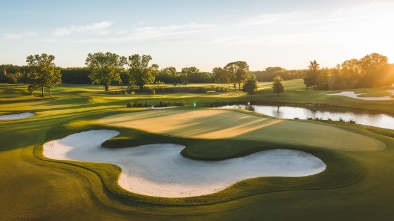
[327,91,394,101]
[0,112,35,120]
[43,130,326,198]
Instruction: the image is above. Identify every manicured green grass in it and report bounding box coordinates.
[1,83,394,220]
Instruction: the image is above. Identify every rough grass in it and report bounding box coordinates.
[1,83,394,220]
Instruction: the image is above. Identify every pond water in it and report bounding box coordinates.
[218,105,394,130]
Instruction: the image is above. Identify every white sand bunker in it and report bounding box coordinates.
[43,130,326,198]
[0,112,35,120]
[327,91,394,100]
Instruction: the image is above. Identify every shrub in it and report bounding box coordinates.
[126,101,150,108]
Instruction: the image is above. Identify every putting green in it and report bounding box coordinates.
[98,109,385,151]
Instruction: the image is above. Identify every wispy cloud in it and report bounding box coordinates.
[4,33,21,39]
[134,23,215,36]
[332,1,389,16]
[25,32,38,37]
[52,21,112,36]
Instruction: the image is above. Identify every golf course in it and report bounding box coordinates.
[1,79,394,220]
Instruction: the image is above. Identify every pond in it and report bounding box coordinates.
[218,105,394,130]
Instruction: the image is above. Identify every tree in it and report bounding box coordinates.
[341,58,361,88]
[272,76,284,96]
[128,54,159,91]
[213,67,229,84]
[304,60,319,90]
[181,67,199,75]
[316,68,329,90]
[224,61,249,91]
[161,67,177,75]
[26,53,62,97]
[328,66,346,90]
[85,52,127,91]
[243,75,258,99]
[359,53,389,87]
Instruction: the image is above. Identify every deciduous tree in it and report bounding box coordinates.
[224,61,249,91]
[272,76,284,96]
[304,60,319,90]
[213,67,229,84]
[243,75,258,99]
[128,54,159,91]
[359,53,388,87]
[26,53,62,97]
[85,52,127,91]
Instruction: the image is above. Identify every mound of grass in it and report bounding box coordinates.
[32,114,371,206]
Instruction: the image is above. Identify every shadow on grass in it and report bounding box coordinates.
[34,114,369,206]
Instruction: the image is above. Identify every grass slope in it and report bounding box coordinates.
[0,83,394,220]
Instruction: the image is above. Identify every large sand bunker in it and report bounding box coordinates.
[327,90,394,101]
[43,130,326,198]
[0,112,34,120]
[98,109,385,151]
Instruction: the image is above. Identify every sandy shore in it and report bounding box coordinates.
[0,112,35,120]
[43,130,326,198]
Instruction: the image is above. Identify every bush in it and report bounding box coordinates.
[126,101,133,108]
[126,101,149,108]
[150,87,207,94]
[127,100,185,108]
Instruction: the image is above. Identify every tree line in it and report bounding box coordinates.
[303,53,394,90]
[1,52,392,96]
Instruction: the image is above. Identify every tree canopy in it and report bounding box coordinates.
[303,60,319,90]
[26,53,62,97]
[243,75,258,99]
[224,61,249,90]
[272,76,284,96]
[314,53,392,90]
[181,67,199,75]
[85,52,127,91]
[128,54,159,91]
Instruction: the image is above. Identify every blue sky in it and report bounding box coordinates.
[1,0,393,71]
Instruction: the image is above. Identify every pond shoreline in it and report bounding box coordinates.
[216,103,394,130]
[210,101,394,117]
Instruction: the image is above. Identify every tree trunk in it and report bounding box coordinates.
[104,84,109,91]
[139,85,143,91]
[41,86,45,97]
[238,83,241,91]
[48,88,51,97]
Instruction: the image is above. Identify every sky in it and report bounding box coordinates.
[1,0,394,71]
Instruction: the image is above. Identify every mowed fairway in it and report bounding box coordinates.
[1,83,394,220]
[98,109,385,151]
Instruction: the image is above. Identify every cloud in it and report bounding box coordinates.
[53,21,112,36]
[134,23,215,37]
[25,32,38,37]
[4,33,21,39]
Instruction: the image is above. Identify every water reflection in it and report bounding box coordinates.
[219,105,394,130]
